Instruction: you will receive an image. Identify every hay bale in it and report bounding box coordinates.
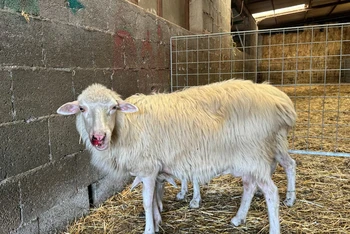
[258,26,348,84]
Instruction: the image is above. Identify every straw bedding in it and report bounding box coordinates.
[65,85,350,234]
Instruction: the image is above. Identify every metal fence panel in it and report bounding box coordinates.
[170,23,350,157]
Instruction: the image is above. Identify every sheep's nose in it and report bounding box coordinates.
[92,134,106,141]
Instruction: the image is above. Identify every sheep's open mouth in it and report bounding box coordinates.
[91,136,108,151]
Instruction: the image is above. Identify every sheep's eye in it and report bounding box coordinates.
[79,107,85,112]
[112,105,118,110]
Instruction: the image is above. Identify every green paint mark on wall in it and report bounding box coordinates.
[4,0,39,15]
[66,0,84,14]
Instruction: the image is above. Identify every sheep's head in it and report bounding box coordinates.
[57,84,138,151]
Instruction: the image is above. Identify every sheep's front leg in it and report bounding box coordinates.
[189,178,201,208]
[176,177,188,200]
[142,177,156,234]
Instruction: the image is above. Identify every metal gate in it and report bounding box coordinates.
[170,23,350,157]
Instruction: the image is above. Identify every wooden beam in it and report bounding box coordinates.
[185,0,189,30]
[157,0,163,17]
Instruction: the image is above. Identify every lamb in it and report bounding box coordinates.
[57,79,297,234]
[175,83,297,209]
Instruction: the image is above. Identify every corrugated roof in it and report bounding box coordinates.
[232,0,350,29]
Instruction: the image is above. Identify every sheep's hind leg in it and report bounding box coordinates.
[231,175,256,226]
[276,151,296,206]
[255,159,278,197]
[153,181,164,232]
[257,177,280,234]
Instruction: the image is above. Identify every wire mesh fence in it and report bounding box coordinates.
[170,23,350,157]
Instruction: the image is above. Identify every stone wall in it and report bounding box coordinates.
[0,0,190,233]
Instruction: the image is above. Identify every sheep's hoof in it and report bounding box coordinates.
[231,216,246,226]
[284,197,295,207]
[143,230,155,234]
[154,216,162,230]
[189,199,200,209]
[176,192,186,200]
[254,189,264,197]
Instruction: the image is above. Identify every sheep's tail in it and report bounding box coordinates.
[276,100,297,129]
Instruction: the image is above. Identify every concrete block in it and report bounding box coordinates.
[42,21,73,68]
[12,69,73,121]
[157,70,171,92]
[75,150,100,188]
[88,31,114,69]
[138,69,170,94]
[137,40,157,69]
[0,120,50,180]
[90,174,130,206]
[0,12,43,67]
[20,156,77,222]
[124,37,139,70]
[113,29,139,69]
[203,13,213,32]
[44,23,114,69]
[4,0,40,15]
[68,0,110,31]
[112,32,125,69]
[138,69,159,94]
[0,180,21,234]
[38,0,69,23]
[43,20,114,69]
[156,19,172,44]
[134,13,159,42]
[38,187,89,234]
[113,0,139,36]
[42,21,90,68]
[189,0,203,33]
[202,0,210,14]
[10,220,39,234]
[112,69,139,98]
[154,43,170,69]
[0,70,13,123]
[107,0,125,32]
[49,115,85,161]
[72,69,113,98]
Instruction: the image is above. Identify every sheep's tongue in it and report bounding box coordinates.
[91,139,103,146]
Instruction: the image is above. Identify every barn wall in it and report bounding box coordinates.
[190,0,231,33]
[0,0,190,233]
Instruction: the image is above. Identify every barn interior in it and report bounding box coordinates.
[0,0,349,233]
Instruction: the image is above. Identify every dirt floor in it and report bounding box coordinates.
[65,85,350,234]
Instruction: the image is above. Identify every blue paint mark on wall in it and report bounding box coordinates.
[66,0,84,14]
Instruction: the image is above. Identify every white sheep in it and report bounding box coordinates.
[175,83,297,209]
[57,79,296,234]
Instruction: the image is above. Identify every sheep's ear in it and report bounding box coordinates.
[117,100,138,113]
[57,101,80,115]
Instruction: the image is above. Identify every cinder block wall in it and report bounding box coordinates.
[190,0,231,33]
[0,0,189,233]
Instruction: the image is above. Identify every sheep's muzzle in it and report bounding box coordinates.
[91,134,107,150]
